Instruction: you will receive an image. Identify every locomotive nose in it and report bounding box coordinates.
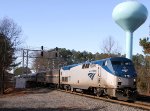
[111,61,136,78]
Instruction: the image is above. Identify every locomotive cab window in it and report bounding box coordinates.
[111,61,121,65]
[111,61,133,66]
[103,61,107,66]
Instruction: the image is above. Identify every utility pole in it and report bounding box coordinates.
[22,49,24,74]
[26,50,29,74]
[22,49,29,74]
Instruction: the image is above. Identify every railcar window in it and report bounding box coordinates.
[65,77,68,82]
[62,77,64,81]
[62,77,68,82]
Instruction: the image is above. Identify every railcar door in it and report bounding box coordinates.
[58,69,61,88]
[98,67,101,86]
[98,67,101,77]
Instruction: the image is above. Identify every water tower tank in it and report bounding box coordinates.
[112,0,148,59]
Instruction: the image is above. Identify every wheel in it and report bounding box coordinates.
[59,85,63,89]
[71,87,76,92]
[94,88,104,97]
[67,85,71,91]
[82,89,86,94]
[55,84,59,89]
[71,87,74,92]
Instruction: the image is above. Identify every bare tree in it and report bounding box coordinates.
[0,17,22,47]
[101,36,121,56]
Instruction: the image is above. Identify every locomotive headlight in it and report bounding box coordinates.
[118,78,121,81]
[134,79,136,82]
[133,79,136,86]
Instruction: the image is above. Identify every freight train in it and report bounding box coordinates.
[21,57,137,100]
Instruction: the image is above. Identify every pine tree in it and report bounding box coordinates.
[139,37,150,54]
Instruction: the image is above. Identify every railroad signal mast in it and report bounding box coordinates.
[55,47,59,57]
[22,46,60,73]
[41,46,44,57]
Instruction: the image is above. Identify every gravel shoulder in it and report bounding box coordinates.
[0,88,148,111]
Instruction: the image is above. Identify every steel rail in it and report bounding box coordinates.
[57,89,150,111]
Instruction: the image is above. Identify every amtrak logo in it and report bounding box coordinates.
[122,66,128,72]
[88,73,95,80]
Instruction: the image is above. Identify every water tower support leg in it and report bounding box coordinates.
[126,31,133,60]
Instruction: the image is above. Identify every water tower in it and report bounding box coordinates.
[112,0,148,60]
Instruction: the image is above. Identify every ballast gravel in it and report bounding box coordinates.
[0,88,148,111]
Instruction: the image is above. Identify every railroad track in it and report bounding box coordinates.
[57,89,150,111]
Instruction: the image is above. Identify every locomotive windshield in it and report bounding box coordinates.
[111,61,133,66]
[110,58,136,78]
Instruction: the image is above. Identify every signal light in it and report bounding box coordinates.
[55,47,58,57]
[55,47,58,51]
[41,46,44,56]
[41,46,43,50]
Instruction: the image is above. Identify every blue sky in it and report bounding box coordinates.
[0,0,149,55]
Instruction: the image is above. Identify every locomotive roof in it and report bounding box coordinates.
[62,57,131,70]
[62,64,80,70]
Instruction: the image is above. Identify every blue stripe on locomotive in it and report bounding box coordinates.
[62,64,80,70]
[61,57,137,78]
